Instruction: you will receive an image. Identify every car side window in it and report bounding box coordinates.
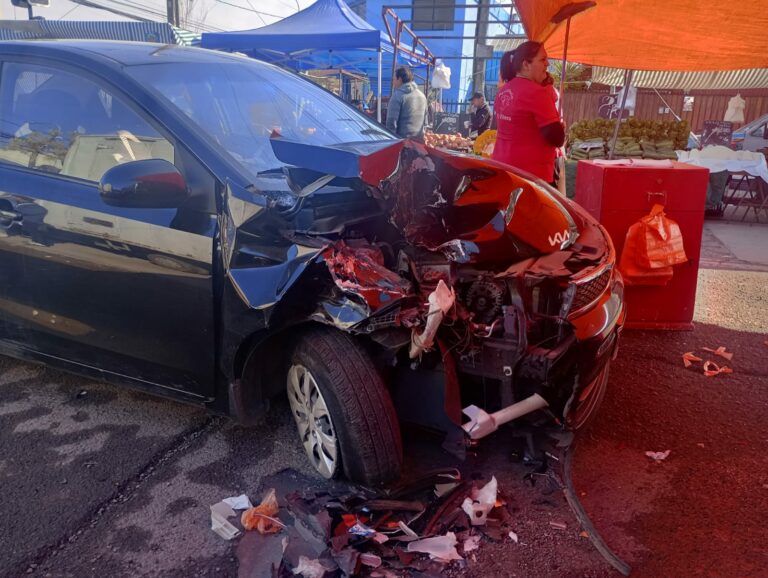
[0,62,174,183]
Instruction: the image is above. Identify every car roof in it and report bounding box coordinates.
[0,40,256,68]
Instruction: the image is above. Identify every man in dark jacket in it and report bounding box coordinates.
[386,66,428,138]
[470,92,492,136]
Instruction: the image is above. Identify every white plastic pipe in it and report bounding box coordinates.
[462,394,549,440]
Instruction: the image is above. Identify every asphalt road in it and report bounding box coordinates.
[1,221,766,578]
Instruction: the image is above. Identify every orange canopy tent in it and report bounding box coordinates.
[514,0,768,71]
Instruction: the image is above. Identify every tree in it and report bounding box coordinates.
[550,62,591,90]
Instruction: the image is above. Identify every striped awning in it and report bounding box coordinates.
[0,20,180,44]
[489,36,527,54]
[591,67,768,90]
[172,26,201,47]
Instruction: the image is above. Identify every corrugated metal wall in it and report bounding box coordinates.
[562,88,768,132]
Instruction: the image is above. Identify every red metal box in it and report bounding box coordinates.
[575,161,709,329]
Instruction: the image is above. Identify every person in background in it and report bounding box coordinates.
[492,41,565,185]
[386,66,428,139]
[469,92,492,136]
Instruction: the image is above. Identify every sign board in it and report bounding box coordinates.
[701,120,733,148]
[597,95,630,119]
[434,112,460,134]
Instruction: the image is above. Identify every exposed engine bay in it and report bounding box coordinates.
[226,139,625,441]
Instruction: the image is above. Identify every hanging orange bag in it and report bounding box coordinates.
[635,204,688,269]
[618,205,686,286]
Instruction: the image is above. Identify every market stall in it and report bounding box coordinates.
[201,0,433,122]
[511,0,768,341]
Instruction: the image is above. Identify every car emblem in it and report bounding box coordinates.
[548,229,571,247]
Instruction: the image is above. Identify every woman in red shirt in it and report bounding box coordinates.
[491,41,565,185]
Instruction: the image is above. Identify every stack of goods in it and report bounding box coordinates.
[568,118,690,158]
[424,130,472,151]
[569,138,606,160]
[610,136,643,159]
[640,139,677,159]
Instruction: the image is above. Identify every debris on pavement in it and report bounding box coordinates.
[463,534,482,552]
[210,501,241,540]
[233,470,531,576]
[703,360,733,377]
[645,450,671,461]
[682,351,702,368]
[549,520,567,531]
[293,556,333,578]
[407,532,463,562]
[461,476,497,526]
[682,346,736,376]
[702,346,734,361]
[241,488,284,534]
[223,494,253,510]
[508,531,519,543]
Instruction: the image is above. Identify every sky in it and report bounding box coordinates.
[3,0,316,33]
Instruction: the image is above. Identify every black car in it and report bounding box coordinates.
[0,41,625,486]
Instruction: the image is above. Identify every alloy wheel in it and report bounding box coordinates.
[287,364,339,478]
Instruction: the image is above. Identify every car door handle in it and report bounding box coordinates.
[0,209,22,221]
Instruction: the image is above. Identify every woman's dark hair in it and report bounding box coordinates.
[395,66,414,83]
[500,41,543,82]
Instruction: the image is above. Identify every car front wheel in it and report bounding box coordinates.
[287,327,403,486]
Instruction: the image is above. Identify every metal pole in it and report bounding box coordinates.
[608,69,634,160]
[472,0,491,96]
[377,50,383,123]
[558,16,571,116]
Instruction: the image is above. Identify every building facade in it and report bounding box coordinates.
[348,0,519,106]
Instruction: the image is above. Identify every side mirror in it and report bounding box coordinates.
[99,159,189,208]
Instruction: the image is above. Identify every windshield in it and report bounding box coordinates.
[127,60,395,178]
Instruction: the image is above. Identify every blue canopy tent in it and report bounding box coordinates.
[200,0,432,122]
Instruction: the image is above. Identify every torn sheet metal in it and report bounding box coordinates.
[320,241,412,311]
[380,143,578,263]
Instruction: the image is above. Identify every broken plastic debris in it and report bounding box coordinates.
[397,521,419,538]
[682,351,702,368]
[461,477,498,526]
[409,280,456,358]
[549,521,567,531]
[703,360,733,377]
[508,531,519,543]
[434,471,461,497]
[579,531,589,538]
[463,535,481,552]
[210,501,241,540]
[372,532,389,544]
[360,553,382,568]
[407,532,463,562]
[645,450,671,461]
[241,488,283,534]
[348,522,376,538]
[292,556,330,578]
[223,494,253,510]
[702,346,733,361]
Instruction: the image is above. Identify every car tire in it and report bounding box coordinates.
[569,362,610,431]
[287,327,403,486]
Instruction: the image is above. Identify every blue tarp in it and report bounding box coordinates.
[200,0,430,94]
[201,0,383,53]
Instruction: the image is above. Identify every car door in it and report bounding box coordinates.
[0,60,216,397]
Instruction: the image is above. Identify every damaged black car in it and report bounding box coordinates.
[0,42,625,486]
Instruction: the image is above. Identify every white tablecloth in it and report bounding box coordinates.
[676,146,768,184]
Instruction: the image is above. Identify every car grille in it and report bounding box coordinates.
[570,268,612,313]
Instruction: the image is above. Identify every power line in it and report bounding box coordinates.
[60,3,83,18]
[213,0,285,19]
